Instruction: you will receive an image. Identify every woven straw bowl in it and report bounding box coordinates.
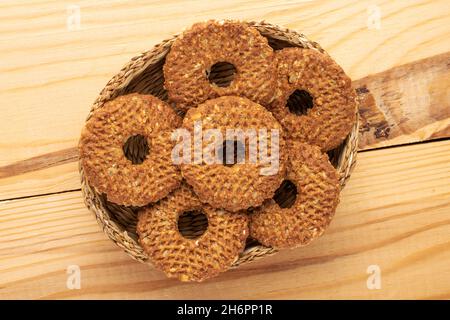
[79,21,359,268]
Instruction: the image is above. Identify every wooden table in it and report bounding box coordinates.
[1,0,449,299]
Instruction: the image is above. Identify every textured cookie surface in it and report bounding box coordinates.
[180,96,287,212]
[79,93,182,206]
[271,48,357,151]
[137,184,249,282]
[164,20,276,110]
[250,142,340,248]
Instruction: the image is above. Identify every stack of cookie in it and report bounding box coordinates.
[79,20,357,282]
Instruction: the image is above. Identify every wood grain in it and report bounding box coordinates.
[355,52,450,150]
[1,0,450,299]
[1,59,450,200]
[1,140,449,299]
[2,49,449,200]
[1,0,449,165]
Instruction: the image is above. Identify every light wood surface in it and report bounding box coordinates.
[354,52,450,150]
[0,0,449,299]
[1,141,449,299]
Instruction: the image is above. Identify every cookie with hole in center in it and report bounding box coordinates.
[79,93,182,207]
[179,96,288,212]
[249,142,340,249]
[163,20,276,110]
[270,47,357,151]
[137,184,249,282]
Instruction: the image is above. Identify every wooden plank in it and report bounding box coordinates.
[1,0,449,161]
[2,51,449,200]
[0,1,449,195]
[1,140,449,299]
[355,52,450,150]
[0,149,79,201]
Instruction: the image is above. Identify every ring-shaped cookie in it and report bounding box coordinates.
[271,48,357,151]
[180,96,287,212]
[164,20,276,110]
[137,184,249,282]
[250,142,340,248]
[79,93,182,206]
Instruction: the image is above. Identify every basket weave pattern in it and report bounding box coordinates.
[79,21,359,267]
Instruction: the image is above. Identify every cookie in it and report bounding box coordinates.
[79,93,182,206]
[180,96,287,212]
[137,184,249,282]
[250,142,340,248]
[164,20,276,110]
[271,47,357,151]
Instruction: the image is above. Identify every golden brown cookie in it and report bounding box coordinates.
[250,142,340,248]
[137,184,249,282]
[79,93,182,207]
[270,47,357,151]
[180,96,287,212]
[164,20,276,110]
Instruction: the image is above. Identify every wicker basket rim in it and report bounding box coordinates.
[79,20,359,268]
